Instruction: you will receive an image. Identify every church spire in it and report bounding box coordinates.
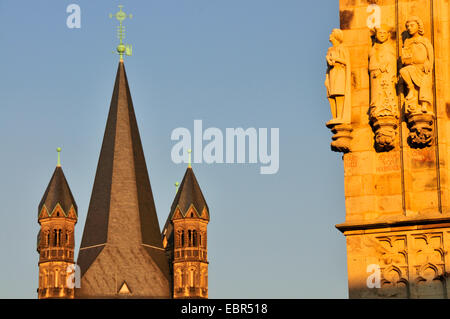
[75,6,170,298]
[76,59,170,299]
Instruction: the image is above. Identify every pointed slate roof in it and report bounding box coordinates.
[38,166,77,217]
[76,62,170,298]
[162,167,209,253]
[165,167,209,226]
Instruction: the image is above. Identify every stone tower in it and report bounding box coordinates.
[75,61,171,298]
[162,164,210,299]
[37,149,78,299]
[326,0,450,298]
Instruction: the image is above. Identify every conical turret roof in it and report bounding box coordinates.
[169,167,209,221]
[38,166,77,217]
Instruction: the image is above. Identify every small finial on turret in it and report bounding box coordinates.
[56,147,62,167]
[188,149,192,168]
[175,182,180,193]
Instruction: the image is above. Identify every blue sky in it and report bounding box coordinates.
[0,0,348,298]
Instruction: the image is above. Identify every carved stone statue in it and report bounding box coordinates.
[369,25,397,118]
[400,16,434,114]
[400,16,435,147]
[368,25,398,151]
[325,29,352,153]
[325,28,352,126]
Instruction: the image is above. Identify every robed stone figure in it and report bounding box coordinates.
[325,28,352,126]
[368,25,399,151]
[369,25,397,118]
[400,16,434,114]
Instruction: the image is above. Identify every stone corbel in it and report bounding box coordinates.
[326,122,353,153]
[370,114,398,152]
[405,112,434,148]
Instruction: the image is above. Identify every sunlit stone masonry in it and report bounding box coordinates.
[326,0,450,298]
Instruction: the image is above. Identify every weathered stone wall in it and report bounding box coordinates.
[335,0,450,298]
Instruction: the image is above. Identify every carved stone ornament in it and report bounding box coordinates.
[325,28,352,153]
[406,112,434,147]
[371,115,398,151]
[400,16,435,148]
[369,25,399,152]
[327,123,353,153]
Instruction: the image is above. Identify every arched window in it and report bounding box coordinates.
[53,229,58,246]
[176,231,180,248]
[49,272,54,288]
[181,230,185,247]
[193,230,197,247]
[188,230,192,247]
[176,269,182,287]
[55,269,59,288]
[189,267,195,287]
[181,269,186,286]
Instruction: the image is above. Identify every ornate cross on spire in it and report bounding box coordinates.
[109,5,133,61]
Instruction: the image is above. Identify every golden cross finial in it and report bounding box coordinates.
[109,5,133,61]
